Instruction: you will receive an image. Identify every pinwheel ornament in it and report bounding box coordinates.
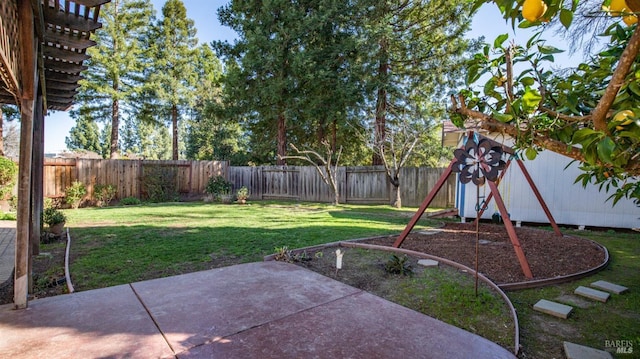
[452,138,506,185]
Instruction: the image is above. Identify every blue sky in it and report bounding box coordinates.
[43,0,577,153]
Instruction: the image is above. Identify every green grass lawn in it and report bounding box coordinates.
[64,201,440,289]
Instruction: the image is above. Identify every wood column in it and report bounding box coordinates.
[15,0,37,309]
[31,93,44,257]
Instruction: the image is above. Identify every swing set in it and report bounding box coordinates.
[393,132,563,280]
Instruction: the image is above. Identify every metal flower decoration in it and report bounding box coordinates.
[452,138,506,185]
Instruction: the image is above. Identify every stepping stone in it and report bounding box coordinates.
[417,229,443,236]
[417,259,439,267]
[563,341,613,359]
[575,286,610,303]
[533,299,573,319]
[590,280,628,294]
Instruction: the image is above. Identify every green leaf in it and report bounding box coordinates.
[493,33,509,49]
[522,88,542,112]
[559,9,573,29]
[572,128,600,144]
[596,137,616,163]
[538,45,564,54]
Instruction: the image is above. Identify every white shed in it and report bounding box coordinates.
[443,127,639,230]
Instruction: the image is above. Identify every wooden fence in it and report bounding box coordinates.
[229,166,455,208]
[43,158,228,201]
[41,159,455,207]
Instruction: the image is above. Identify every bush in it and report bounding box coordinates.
[42,207,66,226]
[120,197,141,206]
[204,175,232,200]
[0,157,17,199]
[65,181,86,209]
[94,184,117,207]
[141,166,178,203]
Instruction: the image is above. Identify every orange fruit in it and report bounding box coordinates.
[623,14,638,25]
[522,0,548,22]
[609,0,628,16]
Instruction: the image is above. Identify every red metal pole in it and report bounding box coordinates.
[515,159,562,237]
[488,180,533,279]
[393,161,455,248]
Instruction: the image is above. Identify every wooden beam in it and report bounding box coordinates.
[487,180,533,279]
[47,101,73,111]
[44,70,82,83]
[44,58,87,74]
[43,6,102,32]
[44,28,96,50]
[19,0,36,100]
[45,81,80,91]
[15,96,34,309]
[43,45,90,62]
[73,0,111,7]
[47,94,76,103]
[393,161,456,248]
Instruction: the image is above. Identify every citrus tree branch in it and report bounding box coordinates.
[591,24,640,132]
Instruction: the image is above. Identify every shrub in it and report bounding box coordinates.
[120,197,141,206]
[42,207,66,226]
[204,175,232,200]
[94,184,117,207]
[0,157,17,199]
[141,166,178,203]
[65,181,86,209]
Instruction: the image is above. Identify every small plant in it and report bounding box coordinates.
[65,180,86,209]
[94,184,117,207]
[384,254,413,276]
[274,246,293,262]
[273,246,310,263]
[204,175,232,201]
[120,196,141,206]
[42,207,66,226]
[236,186,249,203]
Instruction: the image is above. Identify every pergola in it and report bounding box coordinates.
[0,0,108,308]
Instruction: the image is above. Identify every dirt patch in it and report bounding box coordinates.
[361,222,606,284]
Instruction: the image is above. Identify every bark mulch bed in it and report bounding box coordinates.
[361,222,607,284]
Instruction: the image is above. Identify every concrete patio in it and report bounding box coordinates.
[0,261,516,358]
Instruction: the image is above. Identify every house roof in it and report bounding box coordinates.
[0,0,108,111]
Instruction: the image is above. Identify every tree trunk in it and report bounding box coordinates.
[110,98,119,159]
[0,108,4,157]
[373,38,389,166]
[331,118,337,153]
[276,112,286,165]
[172,105,179,160]
[393,184,401,208]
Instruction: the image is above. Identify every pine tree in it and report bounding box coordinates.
[359,0,475,165]
[66,106,102,155]
[78,0,154,159]
[148,0,198,160]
